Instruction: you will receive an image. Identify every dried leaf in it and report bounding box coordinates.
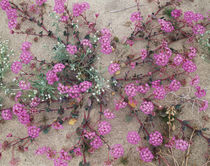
[69,118,77,125]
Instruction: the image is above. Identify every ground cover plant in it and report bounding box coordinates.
[0,0,209,166]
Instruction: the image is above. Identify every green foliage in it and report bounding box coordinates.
[31,73,57,100]
[199,30,210,63]
[119,156,129,165]
[163,8,173,18]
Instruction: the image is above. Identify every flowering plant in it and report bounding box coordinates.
[0,0,209,166]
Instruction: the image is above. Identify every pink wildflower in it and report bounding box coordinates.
[36,0,47,6]
[53,63,65,73]
[57,83,69,94]
[138,147,154,162]
[108,63,120,75]
[28,126,40,138]
[11,61,22,74]
[66,44,77,55]
[195,86,206,98]
[171,9,182,18]
[192,24,206,35]
[154,53,169,66]
[173,54,183,66]
[53,158,68,166]
[1,109,12,120]
[68,85,81,98]
[124,83,137,97]
[13,103,24,115]
[153,87,166,100]
[141,49,147,60]
[79,81,92,92]
[103,109,115,119]
[175,139,189,151]
[127,131,141,145]
[182,60,197,73]
[73,147,82,156]
[98,121,112,135]
[137,84,150,94]
[190,75,199,87]
[81,39,92,48]
[30,97,41,107]
[46,70,59,85]
[199,100,208,112]
[130,12,142,22]
[149,131,163,146]
[19,80,31,90]
[115,101,127,111]
[140,101,154,115]
[158,19,174,32]
[17,110,30,125]
[101,44,112,54]
[169,79,181,92]
[151,80,161,88]
[59,149,72,161]
[90,136,103,149]
[110,144,124,159]
[72,2,90,17]
[54,0,66,14]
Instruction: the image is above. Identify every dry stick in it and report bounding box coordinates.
[182,129,195,166]
[108,5,142,13]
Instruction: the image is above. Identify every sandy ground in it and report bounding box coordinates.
[0,0,210,166]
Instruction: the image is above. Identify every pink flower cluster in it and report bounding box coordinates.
[54,0,66,14]
[46,63,65,85]
[195,86,206,98]
[66,44,77,55]
[19,80,31,90]
[182,60,197,73]
[140,101,154,115]
[81,39,92,48]
[30,97,41,107]
[137,84,150,94]
[68,85,81,98]
[130,12,142,22]
[124,83,137,97]
[72,2,90,17]
[108,63,120,75]
[46,70,59,85]
[103,109,115,119]
[28,126,40,138]
[11,61,22,74]
[127,131,141,145]
[0,0,17,29]
[158,19,174,32]
[1,109,12,120]
[53,63,65,73]
[100,28,112,54]
[188,47,197,59]
[140,49,147,60]
[151,80,161,89]
[98,121,111,135]
[149,131,163,146]
[190,75,199,87]
[192,24,206,35]
[84,130,96,139]
[20,42,33,64]
[199,100,208,112]
[154,53,169,66]
[79,81,92,92]
[115,101,127,111]
[175,139,189,151]
[169,79,181,92]
[110,144,124,159]
[138,147,154,162]
[13,103,30,125]
[173,54,183,66]
[171,9,182,18]
[153,86,166,100]
[36,0,47,6]
[184,11,204,24]
[90,136,103,149]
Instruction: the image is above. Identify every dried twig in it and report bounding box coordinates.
[108,5,144,13]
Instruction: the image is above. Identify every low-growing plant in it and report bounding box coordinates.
[0,0,209,166]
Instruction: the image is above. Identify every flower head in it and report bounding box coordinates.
[127,131,141,145]
[110,144,124,159]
